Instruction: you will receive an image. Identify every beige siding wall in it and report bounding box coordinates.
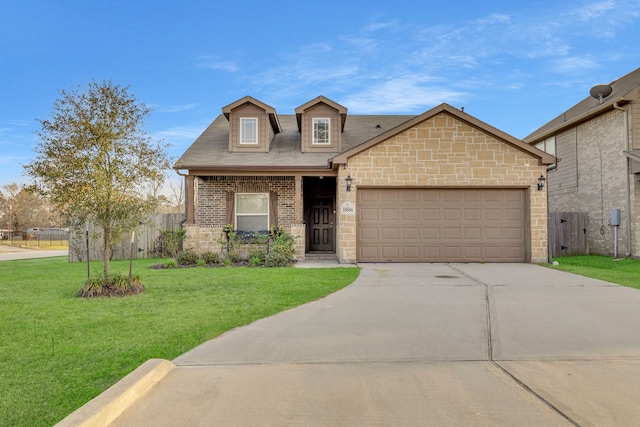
[631,90,640,150]
[549,128,577,190]
[336,112,549,263]
[300,103,341,152]
[547,109,634,256]
[228,103,269,152]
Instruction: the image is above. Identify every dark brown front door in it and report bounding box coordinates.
[308,198,335,251]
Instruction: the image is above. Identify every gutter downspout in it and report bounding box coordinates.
[175,169,189,227]
[546,163,557,263]
[613,101,632,256]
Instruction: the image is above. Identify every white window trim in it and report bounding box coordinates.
[536,136,556,156]
[235,192,269,232]
[312,117,331,145]
[240,117,258,145]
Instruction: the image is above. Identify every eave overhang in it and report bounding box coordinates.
[173,165,335,177]
[524,97,629,144]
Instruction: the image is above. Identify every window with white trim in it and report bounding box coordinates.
[312,118,330,145]
[240,117,257,144]
[235,193,269,232]
[535,136,556,156]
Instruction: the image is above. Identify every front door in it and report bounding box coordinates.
[308,198,335,252]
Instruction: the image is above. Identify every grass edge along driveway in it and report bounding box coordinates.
[0,257,360,427]
[549,255,640,290]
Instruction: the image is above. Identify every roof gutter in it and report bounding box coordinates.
[525,96,627,143]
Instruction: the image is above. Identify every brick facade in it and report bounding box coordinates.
[185,176,305,260]
[195,176,297,226]
[547,109,637,256]
[336,112,549,263]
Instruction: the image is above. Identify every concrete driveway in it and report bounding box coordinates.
[67,263,640,426]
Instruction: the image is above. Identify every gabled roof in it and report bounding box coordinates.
[174,113,413,171]
[524,67,640,143]
[221,95,282,134]
[295,96,348,132]
[331,103,555,166]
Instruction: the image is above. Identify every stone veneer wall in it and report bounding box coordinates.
[185,176,305,260]
[548,109,635,256]
[336,112,549,263]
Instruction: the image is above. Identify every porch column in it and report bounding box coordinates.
[186,174,195,224]
[295,175,303,223]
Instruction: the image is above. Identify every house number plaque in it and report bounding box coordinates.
[341,201,355,215]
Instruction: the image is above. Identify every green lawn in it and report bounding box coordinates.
[549,255,640,289]
[0,257,360,426]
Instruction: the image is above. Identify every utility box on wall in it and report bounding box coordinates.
[610,209,621,226]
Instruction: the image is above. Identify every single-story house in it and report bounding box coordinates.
[174,96,555,263]
[524,66,640,257]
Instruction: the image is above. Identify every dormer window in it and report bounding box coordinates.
[240,117,258,144]
[313,118,331,145]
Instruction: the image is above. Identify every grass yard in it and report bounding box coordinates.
[549,255,640,289]
[0,257,360,426]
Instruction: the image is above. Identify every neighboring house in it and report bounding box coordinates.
[175,96,554,263]
[524,67,640,258]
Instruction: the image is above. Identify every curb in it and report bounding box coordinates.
[54,358,175,427]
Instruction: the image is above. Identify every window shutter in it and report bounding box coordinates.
[226,191,235,226]
[269,191,278,226]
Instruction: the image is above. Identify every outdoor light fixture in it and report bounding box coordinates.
[537,175,546,191]
[345,175,353,192]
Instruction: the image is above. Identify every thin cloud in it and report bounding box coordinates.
[195,55,239,72]
[202,1,639,116]
[154,125,206,144]
[552,56,600,74]
[157,103,199,113]
[343,75,468,113]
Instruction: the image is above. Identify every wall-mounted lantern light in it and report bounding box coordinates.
[345,175,353,192]
[537,175,546,191]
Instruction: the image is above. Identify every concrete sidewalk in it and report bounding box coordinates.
[58,263,640,426]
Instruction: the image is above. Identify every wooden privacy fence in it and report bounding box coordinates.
[69,213,184,262]
[548,212,589,258]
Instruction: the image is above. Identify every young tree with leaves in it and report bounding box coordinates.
[25,80,170,277]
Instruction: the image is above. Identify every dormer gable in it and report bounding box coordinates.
[295,96,347,153]
[222,96,281,153]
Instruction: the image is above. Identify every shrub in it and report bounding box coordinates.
[265,233,296,267]
[164,259,178,269]
[248,247,266,267]
[177,249,199,266]
[224,250,244,265]
[200,251,220,265]
[77,273,145,298]
[219,225,241,263]
[153,228,186,259]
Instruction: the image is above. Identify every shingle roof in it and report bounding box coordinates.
[524,67,640,143]
[174,114,414,170]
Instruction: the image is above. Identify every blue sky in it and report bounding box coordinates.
[1,0,640,190]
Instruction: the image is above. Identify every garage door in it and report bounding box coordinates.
[357,188,527,262]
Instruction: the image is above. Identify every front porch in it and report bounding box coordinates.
[182,175,339,262]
